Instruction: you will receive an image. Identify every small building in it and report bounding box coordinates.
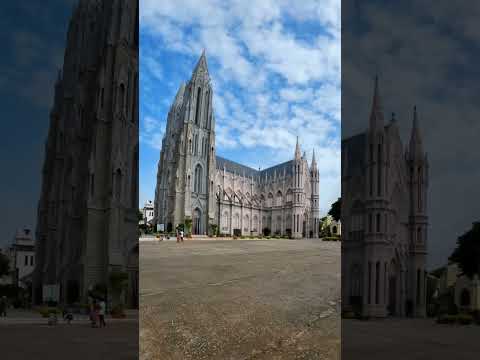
[3,228,35,289]
[142,200,155,225]
[434,262,480,312]
[320,215,341,237]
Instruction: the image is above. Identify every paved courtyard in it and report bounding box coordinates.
[343,318,480,360]
[0,318,138,359]
[140,238,340,360]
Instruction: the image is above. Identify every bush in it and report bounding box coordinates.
[322,236,340,241]
[342,311,356,319]
[39,307,60,318]
[457,313,473,325]
[436,314,457,324]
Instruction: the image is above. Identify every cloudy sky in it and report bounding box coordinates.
[139,0,341,215]
[342,0,480,269]
[0,1,72,247]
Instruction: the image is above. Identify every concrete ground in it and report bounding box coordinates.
[342,318,480,360]
[140,238,341,360]
[0,313,138,359]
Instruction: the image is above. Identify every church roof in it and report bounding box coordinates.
[216,156,258,178]
[215,156,294,178]
[260,160,294,178]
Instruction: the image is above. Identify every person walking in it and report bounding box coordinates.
[98,299,106,328]
[176,230,180,243]
[180,230,184,242]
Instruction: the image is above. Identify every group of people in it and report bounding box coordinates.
[89,298,106,328]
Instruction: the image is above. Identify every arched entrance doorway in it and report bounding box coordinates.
[193,208,202,235]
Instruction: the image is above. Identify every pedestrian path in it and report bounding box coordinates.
[0,309,138,325]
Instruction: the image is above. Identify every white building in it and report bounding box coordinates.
[142,200,155,225]
[435,262,480,312]
[2,228,35,288]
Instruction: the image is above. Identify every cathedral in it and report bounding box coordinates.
[34,0,139,308]
[154,52,320,238]
[341,77,429,317]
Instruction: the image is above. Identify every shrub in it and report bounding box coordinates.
[457,313,473,325]
[342,311,356,319]
[39,307,60,318]
[436,314,456,324]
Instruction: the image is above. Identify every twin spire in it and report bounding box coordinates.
[294,136,318,169]
[369,75,384,131]
[369,76,424,158]
[409,105,424,159]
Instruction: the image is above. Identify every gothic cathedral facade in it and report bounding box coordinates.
[34,0,139,308]
[342,78,429,317]
[154,52,320,238]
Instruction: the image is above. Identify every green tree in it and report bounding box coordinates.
[449,221,480,279]
[328,198,341,221]
[138,210,144,222]
[0,253,9,277]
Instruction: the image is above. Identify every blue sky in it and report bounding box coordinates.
[0,1,73,247]
[139,0,341,215]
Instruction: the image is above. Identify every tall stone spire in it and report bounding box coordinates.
[311,149,317,170]
[295,136,301,159]
[409,105,424,159]
[191,49,209,82]
[369,75,384,132]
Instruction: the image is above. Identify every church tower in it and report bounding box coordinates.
[310,150,320,238]
[363,76,389,317]
[292,137,304,238]
[407,106,429,317]
[155,51,215,235]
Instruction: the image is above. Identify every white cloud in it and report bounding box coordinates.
[140,0,341,210]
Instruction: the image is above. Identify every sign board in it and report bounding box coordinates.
[157,224,164,232]
[42,284,60,303]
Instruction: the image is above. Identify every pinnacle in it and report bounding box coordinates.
[192,49,210,80]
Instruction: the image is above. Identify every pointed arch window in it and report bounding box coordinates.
[195,87,202,125]
[205,89,210,128]
[194,164,203,193]
[377,143,382,196]
[119,83,125,115]
[417,166,422,211]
